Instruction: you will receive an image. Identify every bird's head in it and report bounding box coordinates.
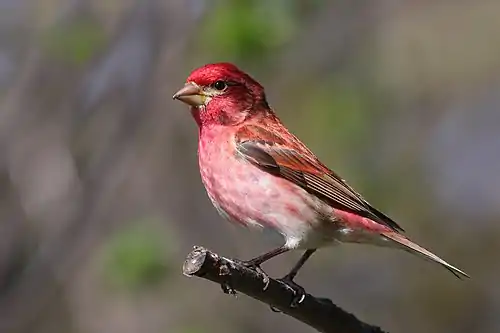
[173,63,269,127]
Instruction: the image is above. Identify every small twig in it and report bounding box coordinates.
[183,246,387,333]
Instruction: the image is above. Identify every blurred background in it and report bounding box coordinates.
[0,0,498,332]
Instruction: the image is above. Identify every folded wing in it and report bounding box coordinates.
[235,125,404,233]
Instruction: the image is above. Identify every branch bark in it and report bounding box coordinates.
[183,246,387,333]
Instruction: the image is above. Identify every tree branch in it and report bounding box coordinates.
[183,246,387,333]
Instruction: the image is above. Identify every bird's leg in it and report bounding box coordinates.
[234,246,289,291]
[272,249,316,310]
[281,248,316,282]
[242,245,290,267]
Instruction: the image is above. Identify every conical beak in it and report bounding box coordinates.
[172,83,206,107]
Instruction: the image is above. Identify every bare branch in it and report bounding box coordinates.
[183,246,387,333]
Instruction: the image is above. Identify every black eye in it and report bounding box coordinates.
[213,80,227,91]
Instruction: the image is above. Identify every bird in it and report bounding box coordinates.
[173,62,469,304]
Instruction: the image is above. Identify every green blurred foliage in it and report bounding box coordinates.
[290,76,371,168]
[42,19,106,65]
[102,221,174,290]
[200,0,296,62]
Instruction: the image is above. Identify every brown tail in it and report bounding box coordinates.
[381,231,470,279]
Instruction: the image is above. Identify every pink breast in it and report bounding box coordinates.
[198,128,322,234]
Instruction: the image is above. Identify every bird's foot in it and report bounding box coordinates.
[272,275,306,311]
[220,281,236,295]
[233,259,270,291]
[219,263,236,295]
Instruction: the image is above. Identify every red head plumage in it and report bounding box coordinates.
[176,63,269,127]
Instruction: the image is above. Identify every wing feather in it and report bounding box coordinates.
[236,125,404,232]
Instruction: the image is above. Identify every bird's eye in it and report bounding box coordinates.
[213,80,227,91]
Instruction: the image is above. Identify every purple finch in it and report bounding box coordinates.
[173,63,468,299]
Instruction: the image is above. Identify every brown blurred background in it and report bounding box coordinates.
[0,1,498,332]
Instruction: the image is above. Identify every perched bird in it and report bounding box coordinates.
[173,63,469,303]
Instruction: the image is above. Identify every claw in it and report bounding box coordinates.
[219,263,236,295]
[235,259,271,291]
[252,265,270,291]
[268,277,306,312]
[277,276,306,308]
[220,281,236,295]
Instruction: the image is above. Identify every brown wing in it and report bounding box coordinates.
[235,126,404,232]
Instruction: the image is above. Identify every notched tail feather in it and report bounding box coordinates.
[380,231,470,279]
